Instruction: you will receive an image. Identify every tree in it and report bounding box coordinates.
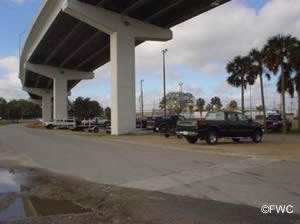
[188,104,194,118]
[290,42,300,130]
[6,100,22,122]
[73,97,104,120]
[227,56,255,114]
[206,103,213,112]
[210,96,223,111]
[229,100,238,111]
[0,97,7,119]
[263,34,299,133]
[159,92,194,114]
[248,48,271,130]
[196,98,205,117]
[256,105,264,115]
[104,107,111,120]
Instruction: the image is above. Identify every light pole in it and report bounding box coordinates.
[179,82,183,93]
[179,82,184,113]
[250,85,252,119]
[140,79,144,117]
[162,49,168,116]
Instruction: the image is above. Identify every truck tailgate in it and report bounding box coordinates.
[176,120,198,132]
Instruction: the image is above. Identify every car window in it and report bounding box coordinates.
[205,112,225,121]
[227,113,238,122]
[237,113,248,121]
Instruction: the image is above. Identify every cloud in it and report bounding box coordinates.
[0,56,27,100]
[135,0,300,76]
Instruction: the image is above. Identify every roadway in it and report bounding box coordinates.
[0,124,299,215]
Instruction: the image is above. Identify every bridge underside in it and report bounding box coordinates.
[24,0,229,90]
[21,0,229,134]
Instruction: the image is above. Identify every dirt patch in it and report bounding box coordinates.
[0,165,299,224]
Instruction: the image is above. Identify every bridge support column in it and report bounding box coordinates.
[42,93,52,122]
[25,63,94,120]
[53,77,68,120]
[63,0,173,135]
[23,87,53,122]
[111,32,136,135]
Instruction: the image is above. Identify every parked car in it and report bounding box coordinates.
[44,119,76,129]
[148,115,186,133]
[136,117,148,129]
[176,111,264,145]
[266,114,292,132]
[146,116,162,131]
[81,117,110,129]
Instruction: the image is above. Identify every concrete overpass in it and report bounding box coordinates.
[20,0,230,135]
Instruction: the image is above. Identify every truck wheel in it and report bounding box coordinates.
[159,124,169,134]
[252,130,263,143]
[206,131,218,145]
[46,125,54,129]
[232,138,240,143]
[186,136,198,144]
[93,127,100,133]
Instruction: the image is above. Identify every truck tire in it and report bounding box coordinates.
[46,125,54,129]
[159,124,169,134]
[232,138,240,143]
[206,131,218,145]
[185,136,198,144]
[252,130,263,143]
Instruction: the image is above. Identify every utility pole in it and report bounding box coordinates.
[140,79,144,117]
[162,49,168,116]
[179,82,183,113]
[250,85,253,119]
[179,82,183,93]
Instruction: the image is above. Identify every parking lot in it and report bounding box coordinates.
[0,124,300,220]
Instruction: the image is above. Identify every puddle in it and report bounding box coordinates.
[0,169,20,194]
[0,169,90,222]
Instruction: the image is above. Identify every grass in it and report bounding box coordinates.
[0,120,14,127]
[292,119,299,131]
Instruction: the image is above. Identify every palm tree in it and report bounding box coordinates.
[229,100,238,111]
[227,56,255,114]
[290,42,300,130]
[206,103,213,112]
[256,105,264,115]
[263,34,299,133]
[196,98,205,117]
[248,48,271,130]
[211,96,223,111]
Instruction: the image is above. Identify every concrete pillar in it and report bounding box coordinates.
[53,77,68,120]
[23,87,53,122]
[25,63,94,121]
[42,93,52,122]
[111,32,136,135]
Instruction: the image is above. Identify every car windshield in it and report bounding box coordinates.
[205,112,225,121]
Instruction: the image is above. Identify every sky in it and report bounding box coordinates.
[0,0,300,113]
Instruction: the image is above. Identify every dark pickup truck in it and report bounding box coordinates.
[147,115,185,133]
[176,111,264,145]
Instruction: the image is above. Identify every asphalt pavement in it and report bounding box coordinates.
[0,124,299,216]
